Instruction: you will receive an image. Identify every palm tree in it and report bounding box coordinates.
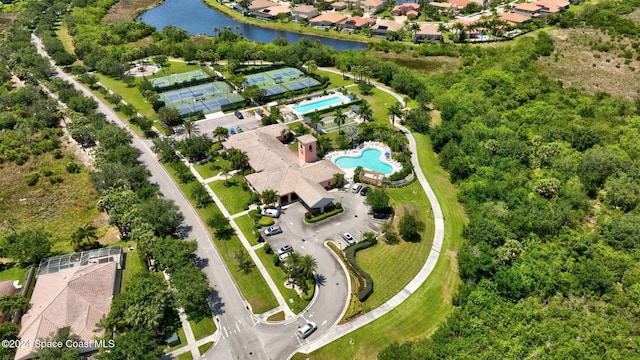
[244,50,253,65]
[357,101,372,122]
[298,254,318,280]
[409,22,421,42]
[303,59,318,74]
[261,189,278,207]
[255,50,265,65]
[228,148,249,170]
[234,25,241,34]
[387,102,403,128]
[183,119,199,137]
[214,126,229,143]
[219,162,232,186]
[334,108,347,134]
[212,27,219,37]
[308,110,322,132]
[70,224,98,248]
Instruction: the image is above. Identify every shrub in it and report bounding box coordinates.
[301,279,315,301]
[49,175,63,184]
[248,209,262,222]
[304,207,344,223]
[305,212,313,219]
[263,243,272,254]
[66,161,81,173]
[335,202,342,209]
[258,217,275,227]
[51,149,63,159]
[251,192,260,204]
[272,253,280,266]
[344,238,377,302]
[25,173,39,186]
[40,167,53,177]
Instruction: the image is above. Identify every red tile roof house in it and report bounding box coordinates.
[331,1,348,10]
[248,0,278,11]
[15,248,122,360]
[498,11,532,25]
[310,12,348,28]
[254,5,291,20]
[392,3,420,16]
[533,0,570,17]
[513,2,541,18]
[291,4,319,21]
[412,23,444,43]
[362,0,385,14]
[339,15,376,32]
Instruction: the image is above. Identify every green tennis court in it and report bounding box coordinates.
[160,81,244,115]
[242,67,321,96]
[151,69,211,89]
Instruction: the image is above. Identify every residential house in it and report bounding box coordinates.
[498,11,531,25]
[412,23,443,43]
[362,0,385,14]
[533,0,570,17]
[331,1,348,10]
[369,19,405,38]
[254,5,291,20]
[0,280,17,324]
[447,0,472,9]
[310,12,348,28]
[340,16,377,31]
[15,247,123,360]
[222,124,344,213]
[248,0,279,12]
[392,3,420,16]
[291,4,319,20]
[513,2,541,17]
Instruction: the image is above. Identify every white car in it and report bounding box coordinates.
[352,183,362,193]
[278,252,291,263]
[297,321,317,339]
[261,208,281,218]
[276,244,293,255]
[343,232,355,245]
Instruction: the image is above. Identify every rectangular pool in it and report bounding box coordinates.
[292,96,344,114]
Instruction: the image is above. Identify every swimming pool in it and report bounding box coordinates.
[292,96,344,114]
[334,148,393,175]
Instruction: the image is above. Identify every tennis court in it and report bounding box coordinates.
[241,67,322,97]
[150,69,211,89]
[159,81,244,115]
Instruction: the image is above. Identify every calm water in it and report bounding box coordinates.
[335,148,394,174]
[140,0,368,51]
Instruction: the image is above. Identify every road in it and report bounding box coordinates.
[31,34,350,360]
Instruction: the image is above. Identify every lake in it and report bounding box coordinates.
[139,0,368,51]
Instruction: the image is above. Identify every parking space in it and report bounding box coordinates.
[196,111,261,136]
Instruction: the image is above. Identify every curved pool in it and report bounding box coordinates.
[334,148,393,175]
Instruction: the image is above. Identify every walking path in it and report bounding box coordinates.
[296,68,445,354]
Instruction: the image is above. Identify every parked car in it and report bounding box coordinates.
[261,208,280,218]
[234,111,243,119]
[230,127,236,135]
[352,183,362,193]
[373,212,391,219]
[297,322,317,339]
[360,186,370,196]
[236,126,244,133]
[343,232,355,245]
[276,244,293,255]
[278,251,291,263]
[264,225,282,236]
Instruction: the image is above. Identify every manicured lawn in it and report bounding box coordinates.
[121,241,146,290]
[255,249,310,314]
[150,61,202,78]
[267,311,285,321]
[54,25,77,63]
[235,214,260,246]
[190,317,217,340]
[0,266,29,284]
[96,74,156,119]
[208,176,253,215]
[0,151,100,254]
[318,69,356,89]
[292,133,466,360]
[288,140,298,153]
[194,161,219,179]
[164,165,279,314]
[198,342,214,355]
[176,352,193,360]
[348,87,399,126]
[357,182,434,311]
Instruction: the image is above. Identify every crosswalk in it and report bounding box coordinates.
[220,316,259,338]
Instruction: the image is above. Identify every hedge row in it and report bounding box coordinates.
[304,207,344,223]
[344,239,377,302]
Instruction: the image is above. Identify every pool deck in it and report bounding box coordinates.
[325,141,402,181]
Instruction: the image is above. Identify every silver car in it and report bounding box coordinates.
[264,225,282,236]
[297,322,317,339]
[343,232,355,245]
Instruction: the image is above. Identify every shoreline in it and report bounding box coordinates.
[198,0,375,46]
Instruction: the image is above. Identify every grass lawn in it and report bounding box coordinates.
[54,25,77,63]
[0,151,100,254]
[194,161,219,179]
[88,85,146,138]
[163,165,279,314]
[208,176,253,215]
[96,74,156,119]
[267,311,285,321]
[198,342,214,355]
[255,249,310,314]
[167,327,188,352]
[318,69,356,89]
[348,87,399,126]
[176,352,193,360]
[357,182,434,311]
[288,140,298,153]
[151,61,202,78]
[0,266,29,284]
[121,241,146,290]
[190,317,217,340]
[292,133,466,360]
[235,214,260,246]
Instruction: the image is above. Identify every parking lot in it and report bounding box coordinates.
[263,188,383,254]
[198,110,261,134]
